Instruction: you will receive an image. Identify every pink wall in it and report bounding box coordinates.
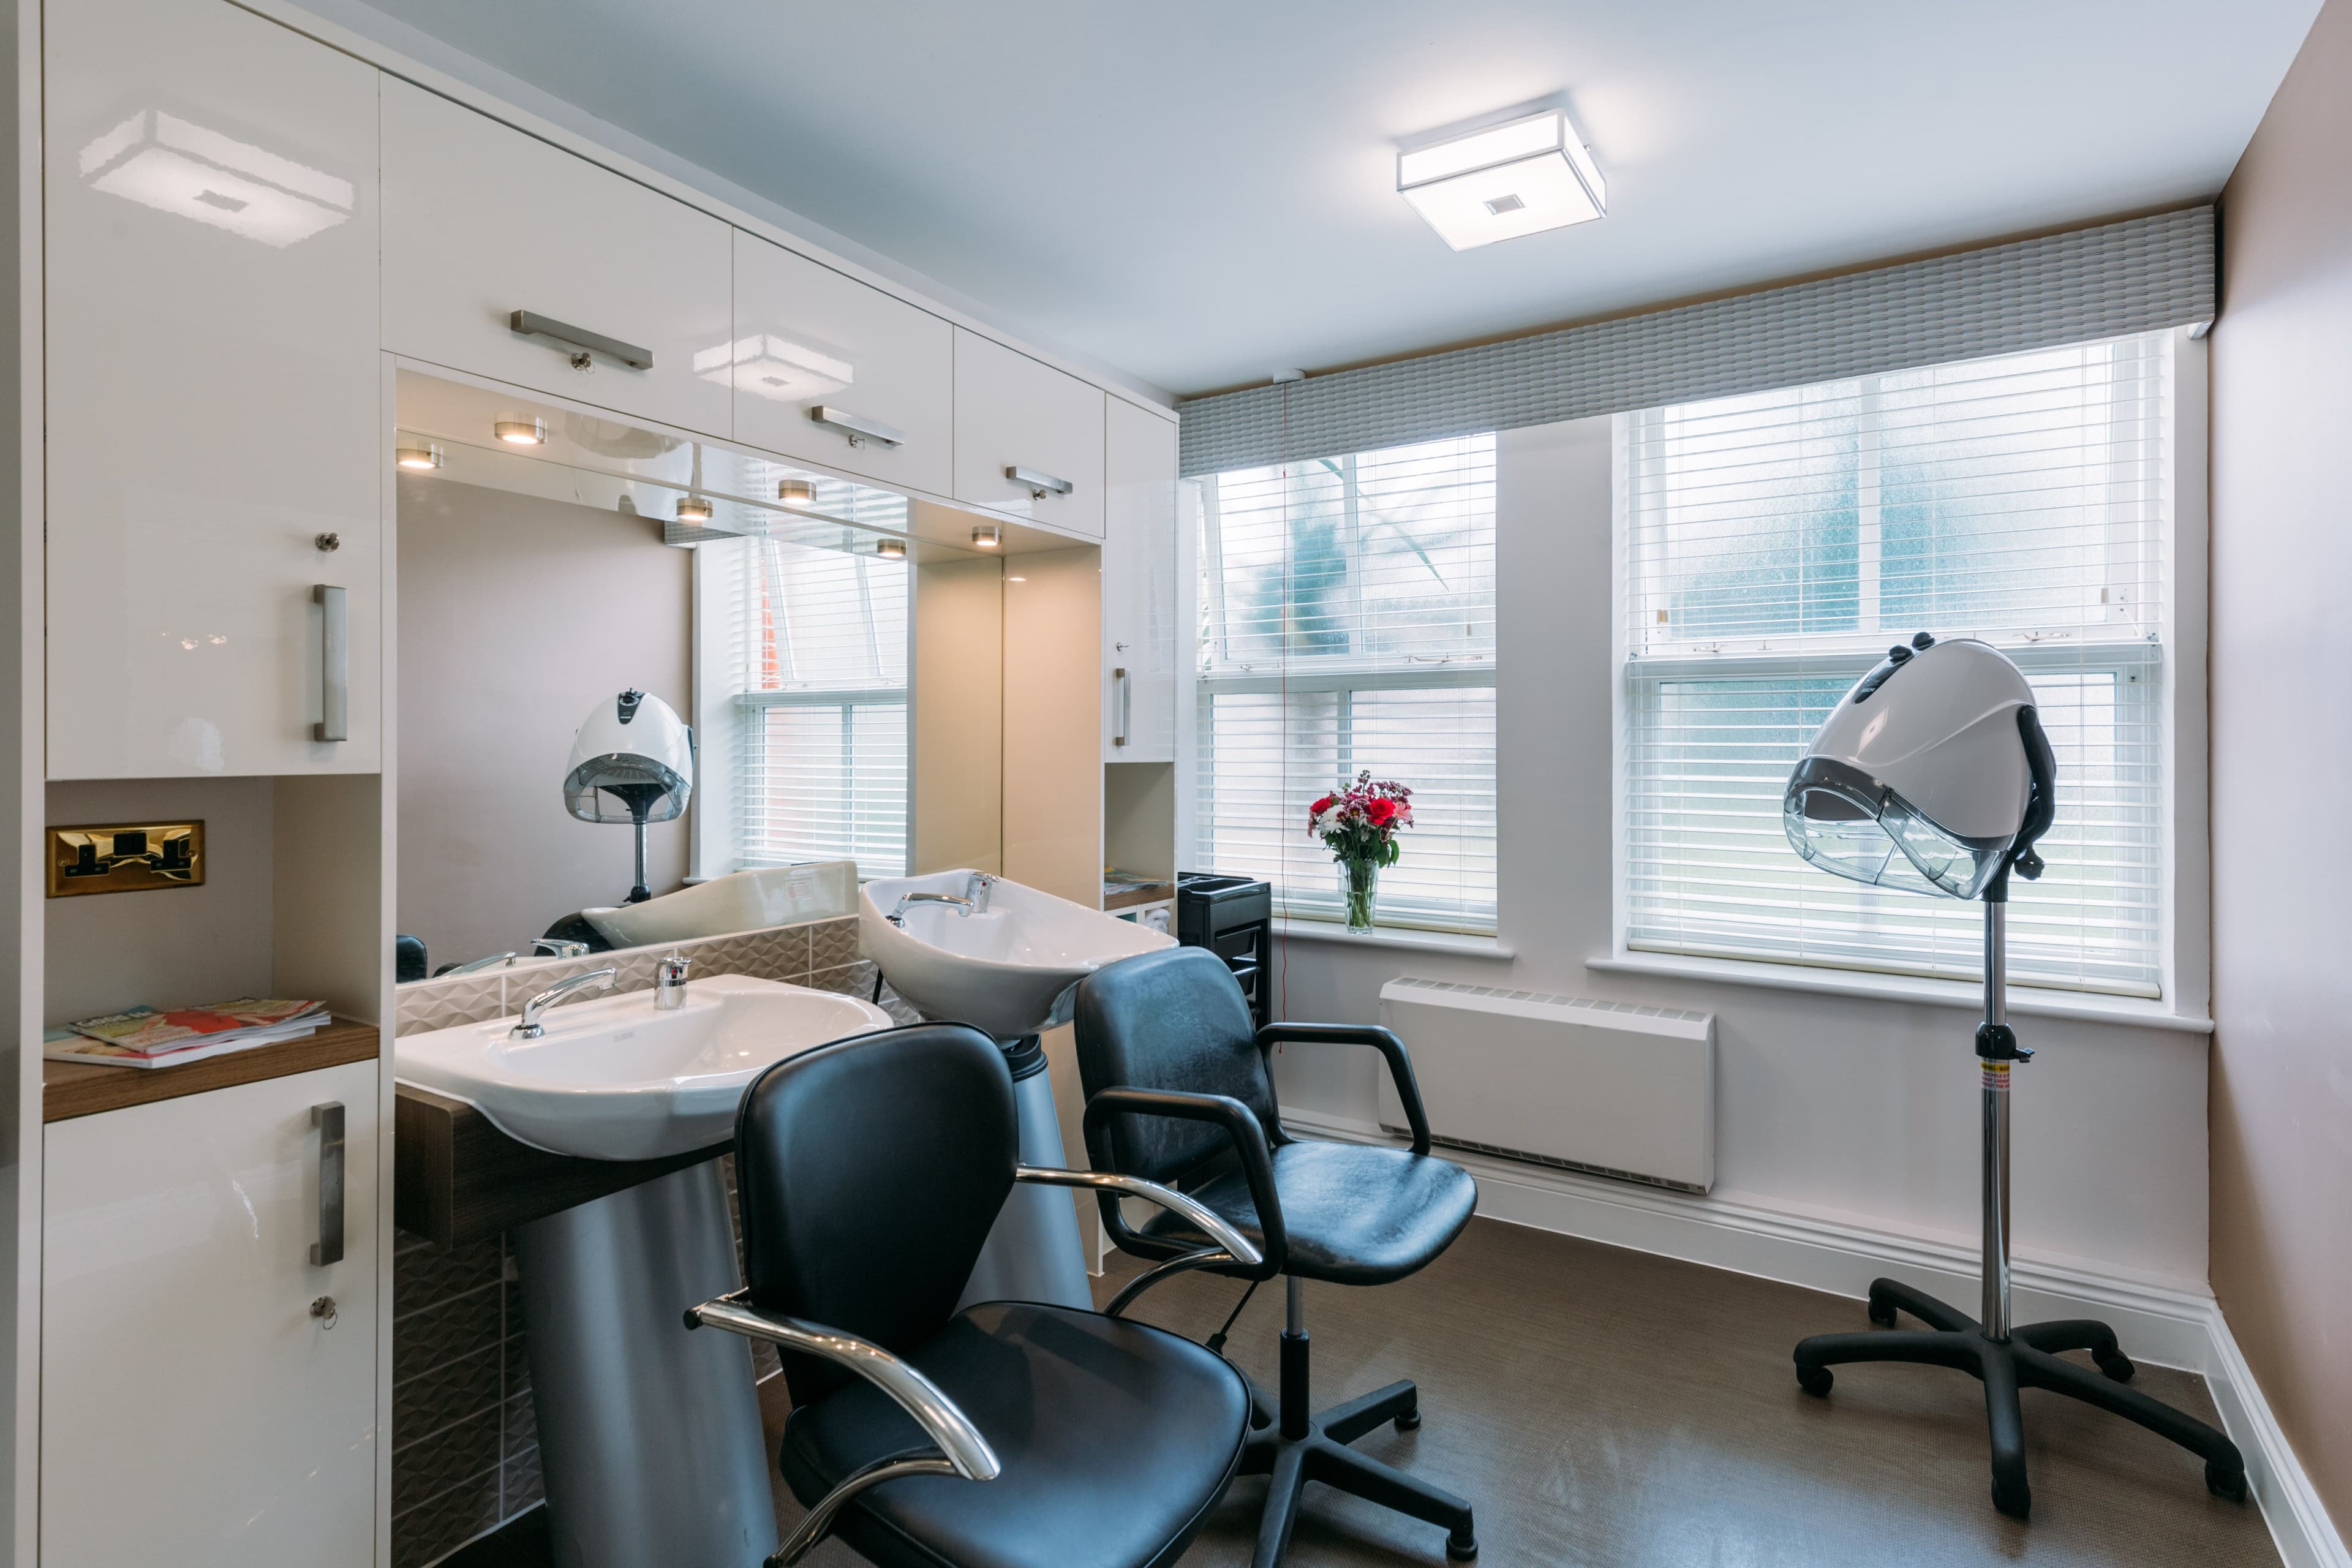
[2209,0,2352,1526]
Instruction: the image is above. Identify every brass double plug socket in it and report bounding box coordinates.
[46,822,205,898]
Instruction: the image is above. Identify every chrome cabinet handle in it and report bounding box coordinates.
[1006,465,1073,499]
[311,1102,345,1267]
[1112,668,1130,747]
[809,405,906,450]
[313,584,347,743]
[509,309,654,371]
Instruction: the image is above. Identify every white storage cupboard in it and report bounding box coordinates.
[40,1062,381,1566]
[43,0,383,780]
[1102,397,1182,763]
[380,77,735,438]
[732,230,958,498]
[953,329,1107,537]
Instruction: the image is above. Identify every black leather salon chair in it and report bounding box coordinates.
[687,1022,1261,1568]
[1073,946,1481,1566]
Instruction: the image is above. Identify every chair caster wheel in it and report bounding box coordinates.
[1394,1408,1422,1431]
[1796,1365,1833,1397]
[2207,1463,2248,1503]
[1992,1477,2032,1520]
[2095,1350,2136,1383]
[1867,1297,1898,1329]
[1446,1532,1479,1562]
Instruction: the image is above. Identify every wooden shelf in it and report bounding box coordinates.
[1103,880,1173,911]
[43,1016,382,1124]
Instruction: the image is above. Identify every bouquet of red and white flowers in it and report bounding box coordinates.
[1308,771,1414,931]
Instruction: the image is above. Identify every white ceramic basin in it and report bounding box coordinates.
[860,870,1174,1041]
[582,861,859,949]
[395,973,891,1161]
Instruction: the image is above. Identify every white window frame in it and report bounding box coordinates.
[690,533,912,884]
[1607,327,2211,1011]
[1194,441,1499,934]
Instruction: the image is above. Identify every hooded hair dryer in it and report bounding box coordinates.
[564,688,693,905]
[1781,635,2242,1519]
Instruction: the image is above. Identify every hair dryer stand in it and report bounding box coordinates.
[1791,895,2247,1519]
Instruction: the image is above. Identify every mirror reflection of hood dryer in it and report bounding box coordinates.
[1779,634,2245,1520]
[564,688,693,905]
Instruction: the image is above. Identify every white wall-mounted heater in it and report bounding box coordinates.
[1376,977,1715,1193]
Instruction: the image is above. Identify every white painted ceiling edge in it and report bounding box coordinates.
[321,0,2320,398]
[266,0,1183,410]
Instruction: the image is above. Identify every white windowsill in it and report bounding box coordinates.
[1272,918,1515,959]
[1585,951,2212,1035]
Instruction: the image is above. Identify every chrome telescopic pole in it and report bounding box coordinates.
[1980,898,2012,1341]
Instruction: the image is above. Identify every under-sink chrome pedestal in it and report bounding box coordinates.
[516,1161,774,1568]
[957,1035,1091,1312]
[861,870,1175,1314]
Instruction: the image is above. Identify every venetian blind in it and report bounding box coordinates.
[1196,434,1499,932]
[729,535,910,878]
[1621,332,2172,995]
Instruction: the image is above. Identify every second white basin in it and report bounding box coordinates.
[860,870,1174,1041]
[582,861,859,949]
[395,973,891,1161]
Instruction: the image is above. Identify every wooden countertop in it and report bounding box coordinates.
[394,1081,725,1249]
[43,1017,382,1123]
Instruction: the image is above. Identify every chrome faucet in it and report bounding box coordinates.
[440,951,516,976]
[653,952,690,1011]
[888,891,971,925]
[887,873,998,927]
[510,966,616,1039]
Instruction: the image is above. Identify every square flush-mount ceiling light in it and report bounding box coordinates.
[1398,109,1606,251]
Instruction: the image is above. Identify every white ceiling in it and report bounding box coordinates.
[350,0,2320,398]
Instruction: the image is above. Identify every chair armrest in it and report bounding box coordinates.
[1257,1022,1432,1155]
[1080,1087,1287,1278]
[1016,1166,1263,1270]
[685,1291,1000,1482]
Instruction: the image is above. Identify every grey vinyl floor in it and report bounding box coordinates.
[758,1216,2280,1568]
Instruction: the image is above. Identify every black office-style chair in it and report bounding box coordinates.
[685,1022,1264,1568]
[1073,947,1481,1566]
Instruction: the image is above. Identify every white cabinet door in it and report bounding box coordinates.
[952,331,1106,537]
[382,77,733,437]
[42,1061,381,1567]
[45,0,383,779]
[733,233,955,497]
[1103,398,1180,763]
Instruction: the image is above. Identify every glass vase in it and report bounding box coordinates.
[1343,858,1380,933]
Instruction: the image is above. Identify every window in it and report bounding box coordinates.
[707,533,908,878]
[1620,333,2173,996]
[1195,435,1498,932]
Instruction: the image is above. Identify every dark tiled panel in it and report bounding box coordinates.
[808,918,859,971]
[502,1448,547,1514]
[502,1388,538,1457]
[394,1341,503,1446]
[878,980,924,1025]
[391,1467,505,1568]
[396,1283,504,1375]
[396,1408,502,1517]
[397,1236,503,1319]
[807,960,877,999]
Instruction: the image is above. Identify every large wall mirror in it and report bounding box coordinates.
[390,372,1035,982]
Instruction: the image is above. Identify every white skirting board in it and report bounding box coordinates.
[1281,1106,2350,1568]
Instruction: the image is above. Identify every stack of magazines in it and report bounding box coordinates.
[44,998,330,1070]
